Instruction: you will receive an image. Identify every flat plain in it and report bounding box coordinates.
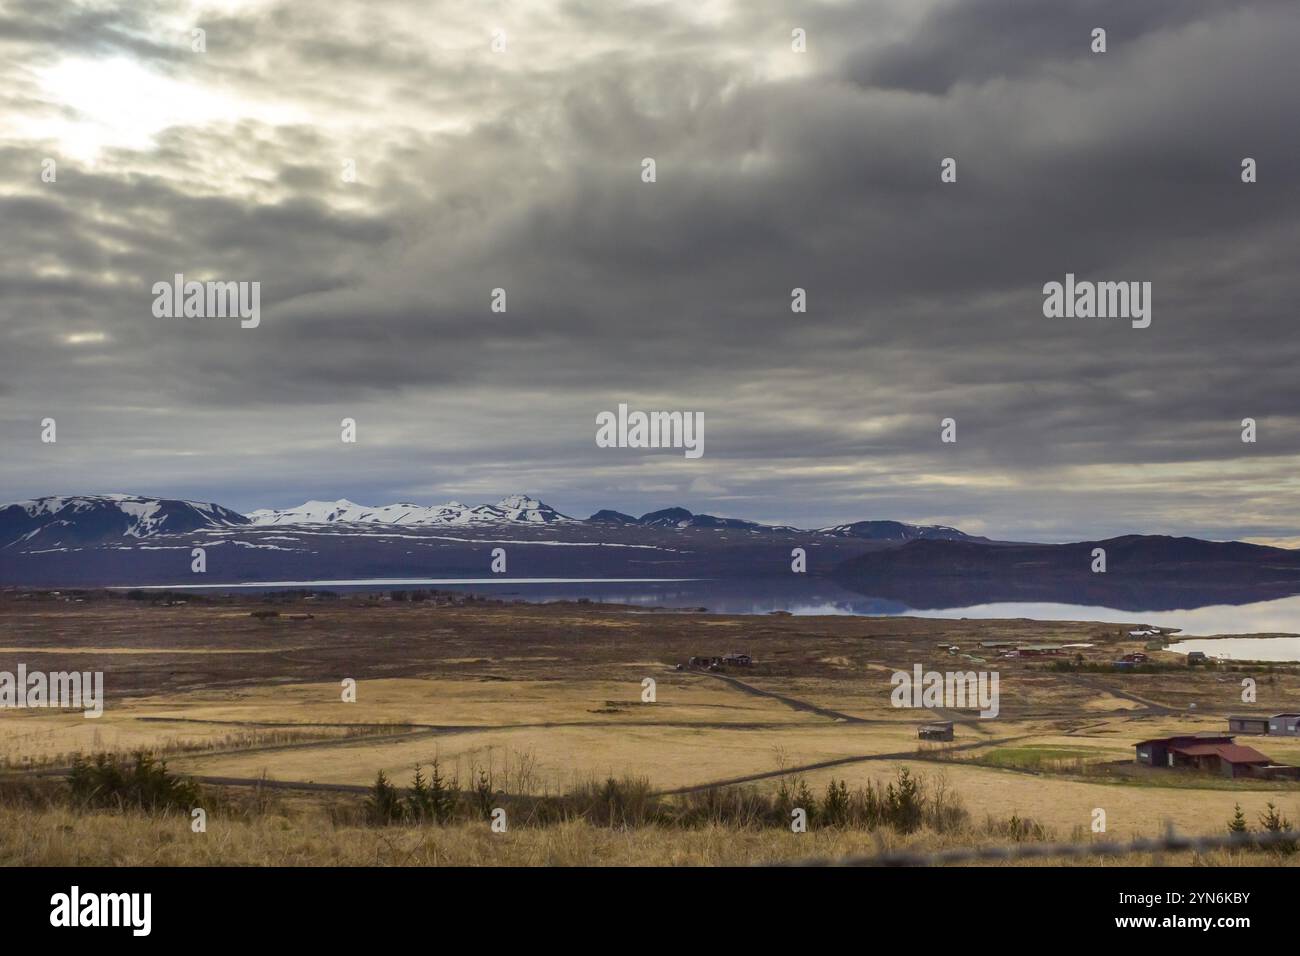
[2,590,1299,865]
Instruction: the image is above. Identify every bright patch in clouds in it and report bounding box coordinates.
[25,56,296,161]
[28,57,226,159]
[62,331,108,346]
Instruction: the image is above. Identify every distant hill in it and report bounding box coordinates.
[831,536,1300,610]
[585,505,979,538]
[0,495,248,551]
[817,519,978,542]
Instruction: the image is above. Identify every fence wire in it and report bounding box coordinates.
[783,826,1300,866]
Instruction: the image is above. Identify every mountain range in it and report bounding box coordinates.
[0,493,983,550]
[2,492,1298,611]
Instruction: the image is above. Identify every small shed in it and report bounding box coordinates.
[1268,714,1300,736]
[918,721,955,742]
[1229,715,1270,735]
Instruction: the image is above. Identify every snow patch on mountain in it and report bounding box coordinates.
[0,495,249,550]
[1,492,980,553]
[245,495,572,528]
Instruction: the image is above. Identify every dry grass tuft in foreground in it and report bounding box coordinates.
[4,801,1300,867]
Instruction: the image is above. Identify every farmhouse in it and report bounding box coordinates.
[918,721,954,742]
[1170,743,1271,779]
[1134,734,1300,780]
[1135,734,1232,767]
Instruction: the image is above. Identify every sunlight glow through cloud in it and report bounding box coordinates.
[25,55,298,161]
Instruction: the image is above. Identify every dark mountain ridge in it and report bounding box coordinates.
[831,535,1300,610]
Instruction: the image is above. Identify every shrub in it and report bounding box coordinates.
[987,813,1050,842]
[67,752,201,812]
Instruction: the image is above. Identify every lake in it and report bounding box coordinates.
[1166,636,1300,662]
[131,576,1300,641]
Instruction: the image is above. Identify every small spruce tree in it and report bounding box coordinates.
[427,758,456,825]
[366,769,402,825]
[1258,802,1296,855]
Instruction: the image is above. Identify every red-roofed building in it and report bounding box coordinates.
[1134,734,1300,779]
[1170,742,1269,778]
[1134,734,1231,767]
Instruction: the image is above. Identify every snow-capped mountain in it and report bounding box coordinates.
[0,492,980,554]
[0,494,249,550]
[245,494,571,528]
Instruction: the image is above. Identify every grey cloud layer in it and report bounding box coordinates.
[1,0,1298,543]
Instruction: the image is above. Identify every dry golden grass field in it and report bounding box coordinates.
[2,589,1299,866]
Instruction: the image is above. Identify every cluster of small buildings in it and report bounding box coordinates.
[1110,652,1149,670]
[1134,732,1300,780]
[936,640,1070,659]
[683,653,753,672]
[968,640,1080,659]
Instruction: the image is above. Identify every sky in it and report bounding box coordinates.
[1,0,1299,544]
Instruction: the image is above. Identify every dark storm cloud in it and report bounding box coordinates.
[1,0,1298,543]
[840,0,1296,93]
